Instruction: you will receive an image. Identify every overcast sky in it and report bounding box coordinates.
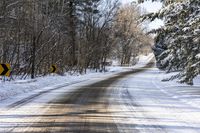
[121,0,162,13]
[120,0,164,30]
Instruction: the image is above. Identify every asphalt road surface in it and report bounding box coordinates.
[1,62,200,133]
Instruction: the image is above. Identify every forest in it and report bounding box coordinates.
[1,0,199,85]
[0,0,151,79]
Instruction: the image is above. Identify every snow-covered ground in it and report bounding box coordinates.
[110,66,200,133]
[0,54,154,102]
[1,53,200,132]
[107,53,154,72]
[153,68,200,109]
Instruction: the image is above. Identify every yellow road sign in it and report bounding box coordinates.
[0,64,11,77]
[50,65,57,73]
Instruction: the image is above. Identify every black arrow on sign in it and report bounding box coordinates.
[52,65,56,73]
[0,64,9,76]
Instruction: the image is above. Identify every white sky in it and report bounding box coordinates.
[121,0,164,30]
[121,0,162,13]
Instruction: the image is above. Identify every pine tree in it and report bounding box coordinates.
[142,0,200,85]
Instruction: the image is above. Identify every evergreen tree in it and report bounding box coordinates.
[142,0,200,85]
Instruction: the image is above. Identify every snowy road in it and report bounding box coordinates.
[0,62,200,133]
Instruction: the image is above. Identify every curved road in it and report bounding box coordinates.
[0,62,200,133]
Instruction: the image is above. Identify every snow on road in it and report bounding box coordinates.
[1,53,200,133]
[0,53,154,133]
[110,66,200,133]
[153,68,200,113]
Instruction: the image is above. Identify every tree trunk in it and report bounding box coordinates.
[31,36,36,79]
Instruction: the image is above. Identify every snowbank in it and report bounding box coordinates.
[0,53,154,101]
[156,69,200,86]
[0,72,111,101]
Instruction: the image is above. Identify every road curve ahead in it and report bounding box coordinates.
[0,62,153,133]
[1,61,200,133]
